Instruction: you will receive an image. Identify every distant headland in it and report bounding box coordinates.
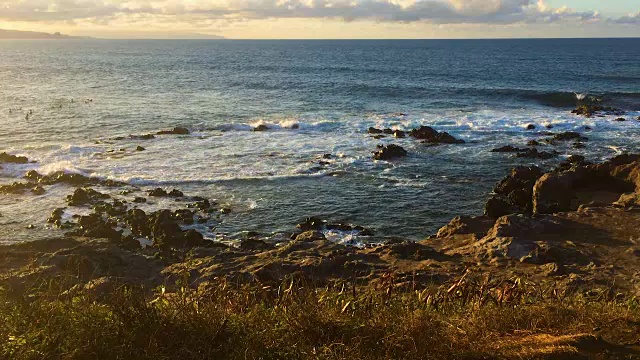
[0,29,90,39]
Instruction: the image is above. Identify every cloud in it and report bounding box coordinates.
[0,0,634,26]
[614,12,640,24]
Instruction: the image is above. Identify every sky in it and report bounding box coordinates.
[0,0,638,39]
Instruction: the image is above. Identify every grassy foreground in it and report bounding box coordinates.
[1,274,639,360]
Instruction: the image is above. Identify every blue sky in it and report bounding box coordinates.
[0,0,639,39]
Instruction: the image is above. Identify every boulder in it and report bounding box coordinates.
[515,148,558,159]
[533,155,639,214]
[372,144,408,160]
[157,127,190,135]
[436,215,494,239]
[67,188,110,206]
[368,127,383,134]
[0,152,29,164]
[484,166,544,218]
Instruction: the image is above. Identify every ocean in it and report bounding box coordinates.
[1,38,639,244]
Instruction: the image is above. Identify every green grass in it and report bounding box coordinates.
[1,274,638,360]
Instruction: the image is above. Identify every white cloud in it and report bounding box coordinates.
[0,0,635,26]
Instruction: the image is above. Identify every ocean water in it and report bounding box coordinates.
[1,38,639,244]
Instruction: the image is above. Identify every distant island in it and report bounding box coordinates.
[0,29,90,39]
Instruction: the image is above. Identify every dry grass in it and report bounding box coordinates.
[1,272,638,360]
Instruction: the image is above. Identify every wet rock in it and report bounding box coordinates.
[491,145,525,153]
[572,142,586,149]
[393,130,406,138]
[614,117,626,122]
[295,231,326,242]
[31,185,45,195]
[136,146,146,151]
[148,188,168,197]
[0,152,29,164]
[326,223,374,236]
[552,132,587,141]
[546,124,553,129]
[147,188,184,197]
[527,140,540,146]
[0,182,35,194]
[253,124,269,132]
[69,214,122,240]
[129,134,155,140]
[368,127,383,134]
[484,166,544,218]
[67,188,110,206]
[516,148,558,159]
[372,144,408,160]
[36,171,122,187]
[571,104,621,117]
[168,189,184,197]
[567,155,585,164]
[526,124,536,130]
[409,126,438,139]
[133,197,146,203]
[383,128,394,134]
[409,126,465,144]
[126,208,151,238]
[297,217,326,231]
[290,124,300,130]
[47,208,66,227]
[157,127,189,135]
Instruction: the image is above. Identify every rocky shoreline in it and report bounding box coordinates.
[2,101,640,294]
[1,151,640,301]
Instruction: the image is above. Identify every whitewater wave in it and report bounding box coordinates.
[213,119,340,132]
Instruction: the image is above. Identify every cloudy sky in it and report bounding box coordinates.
[0,0,638,39]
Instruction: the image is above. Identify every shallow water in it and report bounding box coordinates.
[1,38,639,243]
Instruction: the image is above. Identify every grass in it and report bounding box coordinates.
[1,272,638,360]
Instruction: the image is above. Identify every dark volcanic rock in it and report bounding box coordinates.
[409,126,464,144]
[516,148,558,159]
[527,140,540,146]
[297,217,326,231]
[136,146,146,151]
[526,124,536,130]
[47,208,66,228]
[571,104,621,117]
[552,132,587,141]
[409,126,465,145]
[0,152,29,164]
[614,117,626,122]
[129,134,155,140]
[485,166,544,218]
[0,182,35,194]
[368,127,383,134]
[393,130,406,138]
[67,188,110,206]
[147,188,184,197]
[253,124,269,132]
[373,144,408,160]
[157,127,190,135]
